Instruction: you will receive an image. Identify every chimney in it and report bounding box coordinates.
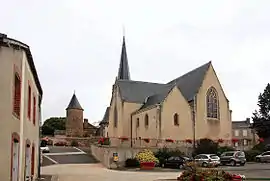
[246,118,250,124]
[84,118,88,123]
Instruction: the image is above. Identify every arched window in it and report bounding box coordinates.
[206,87,219,119]
[174,113,179,126]
[144,114,149,128]
[113,106,118,128]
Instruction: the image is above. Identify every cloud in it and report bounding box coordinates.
[1,0,270,122]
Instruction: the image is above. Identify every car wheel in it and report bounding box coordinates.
[230,160,236,166]
[240,162,245,166]
[161,163,165,168]
[178,164,183,169]
[256,158,261,163]
[202,162,207,167]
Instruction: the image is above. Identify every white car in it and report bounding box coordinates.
[41,146,50,153]
[194,154,220,167]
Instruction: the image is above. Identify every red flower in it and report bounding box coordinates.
[232,138,239,143]
[259,138,264,142]
[98,137,104,144]
[119,136,129,141]
[143,138,150,143]
[185,139,192,144]
[217,138,224,143]
[165,138,174,143]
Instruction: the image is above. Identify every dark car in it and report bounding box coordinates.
[161,156,191,169]
[220,151,246,166]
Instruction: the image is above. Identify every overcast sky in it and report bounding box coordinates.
[1,0,270,123]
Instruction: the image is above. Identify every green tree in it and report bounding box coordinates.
[252,83,270,139]
[194,138,218,155]
[41,117,66,136]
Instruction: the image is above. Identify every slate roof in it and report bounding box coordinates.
[117,36,130,80]
[232,121,251,129]
[116,61,211,110]
[100,107,110,125]
[66,93,84,110]
[167,61,211,101]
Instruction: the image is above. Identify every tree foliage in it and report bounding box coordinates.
[252,83,270,139]
[41,117,66,136]
[194,138,218,155]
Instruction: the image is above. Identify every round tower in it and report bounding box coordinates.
[65,93,84,137]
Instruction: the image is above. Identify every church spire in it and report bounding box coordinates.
[117,36,131,80]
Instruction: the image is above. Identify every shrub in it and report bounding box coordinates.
[125,158,140,168]
[217,146,235,156]
[244,149,262,162]
[154,147,184,165]
[54,141,67,146]
[252,142,268,152]
[194,138,218,155]
[70,140,78,147]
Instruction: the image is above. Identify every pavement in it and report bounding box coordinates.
[41,146,270,180]
[42,146,98,166]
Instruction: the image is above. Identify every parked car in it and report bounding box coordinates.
[41,146,50,153]
[161,156,192,169]
[194,154,220,167]
[255,151,270,163]
[40,140,50,153]
[220,151,246,166]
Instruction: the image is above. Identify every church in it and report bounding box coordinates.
[99,36,232,147]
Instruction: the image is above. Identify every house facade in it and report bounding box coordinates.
[102,36,232,147]
[0,33,43,181]
[232,118,258,150]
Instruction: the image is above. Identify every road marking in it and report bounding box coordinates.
[44,152,86,156]
[43,155,58,164]
[73,147,86,154]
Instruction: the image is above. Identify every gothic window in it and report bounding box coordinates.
[174,113,179,126]
[144,114,149,128]
[113,106,118,128]
[206,87,219,119]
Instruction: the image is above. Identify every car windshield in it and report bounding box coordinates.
[210,155,219,159]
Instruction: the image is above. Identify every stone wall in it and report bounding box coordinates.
[45,136,100,147]
[91,145,157,168]
[91,144,193,169]
[65,137,99,147]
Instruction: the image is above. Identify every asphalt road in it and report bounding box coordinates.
[42,146,98,166]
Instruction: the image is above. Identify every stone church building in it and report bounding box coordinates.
[65,93,98,137]
[101,36,232,147]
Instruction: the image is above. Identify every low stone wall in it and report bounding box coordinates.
[91,144,193,169]
[65,137,99,147]
[44,136,100,147]
[91,145,157,168]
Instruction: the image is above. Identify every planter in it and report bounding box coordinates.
[140,162,155,170]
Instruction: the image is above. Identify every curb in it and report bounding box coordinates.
[51,175,58,181]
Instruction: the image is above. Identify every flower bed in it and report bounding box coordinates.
[177,170,245,181]
[178,161,245,180]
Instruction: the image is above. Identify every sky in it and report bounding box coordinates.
[1,0,270,124]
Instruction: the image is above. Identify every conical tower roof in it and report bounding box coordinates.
[66,93,84,110]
